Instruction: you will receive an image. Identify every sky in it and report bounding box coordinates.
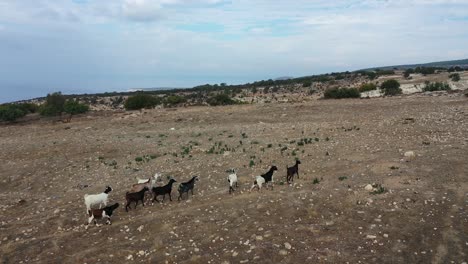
[1,0,468,103]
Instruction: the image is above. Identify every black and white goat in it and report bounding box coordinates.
[250,166,278,191]
[84,186,112,212]
[286,160,301,183]
[227,169,238,194]
[125,187,149,212]
[151,178,177,203]
[86,203,119,229]
[178,176,199,201]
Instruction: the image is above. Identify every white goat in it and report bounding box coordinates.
[227,169,238,194]
[137,173,161,188]
[84,186,112,212]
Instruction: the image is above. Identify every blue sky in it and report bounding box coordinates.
[1,0,468,103]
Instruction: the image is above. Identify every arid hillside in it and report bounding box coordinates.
[0,93,467,263]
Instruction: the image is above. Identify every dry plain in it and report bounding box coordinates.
[0,93,467,263]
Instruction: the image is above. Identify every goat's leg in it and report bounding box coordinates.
[142,198,145,207]
[191,189,194,195]
[236,182,238,188]
[169,193,172,202]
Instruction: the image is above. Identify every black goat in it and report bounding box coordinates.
[86,203,119,228]
[286,160,301,183]
[178,176,199,201]
[125,187,149,212]
[151,179,177,203]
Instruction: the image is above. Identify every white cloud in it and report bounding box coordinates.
[122,0,164,22]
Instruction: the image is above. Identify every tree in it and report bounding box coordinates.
[39,92,66,116]
[380,79,402,96]
[63,100,89,122]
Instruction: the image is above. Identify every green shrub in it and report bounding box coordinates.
[359,83,377,92]
[207,94,237,106]
[324,88,360,99]
[450,73,460,82]
[380,79,402,96]
[0,104,27,122]
[124,94,160,110]
[40,92,66,116]
[423,82,451,92]
[164,95,186,107]
[63,100,89,122]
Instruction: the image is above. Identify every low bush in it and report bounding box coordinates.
[0,104,27,122]
[207,94,237,106]
[324,88,360,99]
[163,95,186,107]
[380,79,402,96]
[359,83,377,92]
[423,82,451,92]
[449,73,460,82]
[124,94,161,110]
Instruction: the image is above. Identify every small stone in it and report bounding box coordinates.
[279,250,288,255]
[364,184,373,191]
[232,251,238,257]
[127,254,133,260]
[366,235,377,239]
[284,242,292,250]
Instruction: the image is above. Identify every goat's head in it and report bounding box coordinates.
[295,160,301,165]
[104,186,113,194]
[271,166,278,171]
[169,178,177,184]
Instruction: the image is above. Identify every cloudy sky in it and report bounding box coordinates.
[1,0,468,102]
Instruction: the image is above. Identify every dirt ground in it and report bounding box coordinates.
[1,93,467,263]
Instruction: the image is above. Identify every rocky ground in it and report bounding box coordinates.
[0,92,467,263]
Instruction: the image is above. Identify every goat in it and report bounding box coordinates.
[84,186,112,213]
[286,160,301,183]
[137,173,162,188]
[250,166,278,191]
[130,178,152,193]
[151,179,177,203]
[86,203,119,229]
[227,169,238,194]
[178,176,199,201]
[125,187,149,212]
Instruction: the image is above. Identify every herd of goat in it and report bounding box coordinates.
[83,160,301,227]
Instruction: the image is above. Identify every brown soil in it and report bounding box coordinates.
[1,94,467,263]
